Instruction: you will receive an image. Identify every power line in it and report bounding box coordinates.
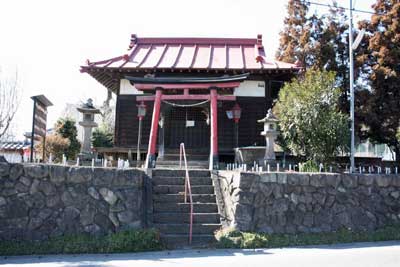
[304,1,376,15]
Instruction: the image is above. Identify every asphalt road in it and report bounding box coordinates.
[1,241,400,267]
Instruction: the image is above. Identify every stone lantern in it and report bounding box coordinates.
[258,109,279,163]
[77,99,100,158]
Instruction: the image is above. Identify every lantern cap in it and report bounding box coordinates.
[258,109,279,123]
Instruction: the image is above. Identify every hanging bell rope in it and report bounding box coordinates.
[161,99,210,108]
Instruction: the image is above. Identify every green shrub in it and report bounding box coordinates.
[299,160,319,172]
[215,224,400,249]
[0,229,163,256]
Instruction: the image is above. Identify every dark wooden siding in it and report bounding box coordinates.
[114,95,154,149]
[115,95,268,154]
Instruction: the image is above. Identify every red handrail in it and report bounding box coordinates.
[179,143,193,245]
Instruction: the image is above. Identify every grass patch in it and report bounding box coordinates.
[215,224,400,249]
[0,229,164,256]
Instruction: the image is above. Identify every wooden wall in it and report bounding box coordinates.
[114,95,268,155]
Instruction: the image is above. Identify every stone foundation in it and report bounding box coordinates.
[0,163,147,241]
[215,171,400,233]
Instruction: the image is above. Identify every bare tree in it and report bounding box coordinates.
[0,69,21,140]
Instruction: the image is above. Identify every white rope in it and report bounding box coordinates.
[162,99,210,108]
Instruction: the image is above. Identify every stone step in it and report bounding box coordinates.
[155,223,221,234]
[153,212,220,224]
[152,169,210,177]
[155,164,209,170]
[152,176,212,186]
[153,202,218,213]
[161,154,209,161]
[153,194,216,203]
[161,234,217,249]
[153,185,215,194]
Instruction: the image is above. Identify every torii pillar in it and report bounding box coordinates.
[210,88,219,170]
[146,88,163,168]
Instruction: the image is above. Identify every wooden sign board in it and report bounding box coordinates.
[30,95,53,162]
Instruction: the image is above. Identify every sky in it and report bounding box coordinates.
[0,0,374,140]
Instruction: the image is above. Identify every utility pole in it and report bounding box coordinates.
[349,0,355,173]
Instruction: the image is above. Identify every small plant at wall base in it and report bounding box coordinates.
[215,224,400,249]
[274,69,350,164]
[0,229,164,256]
[55,118,81,160]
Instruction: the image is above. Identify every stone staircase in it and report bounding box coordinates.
[156,149,209,169]
[152,169,220,248]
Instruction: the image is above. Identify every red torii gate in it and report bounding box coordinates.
[126,74,248,169]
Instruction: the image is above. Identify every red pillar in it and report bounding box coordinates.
[210,88,219,169]
[146,88,162,168]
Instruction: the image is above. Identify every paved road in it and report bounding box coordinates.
[1,241,400,267]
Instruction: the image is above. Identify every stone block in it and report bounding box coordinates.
[358,175,374,186]
[310,174,324,187]
[0,197,6,206]
[80,203,96,226]
[49,165,67,183]
[303,212,314,227]
[298,174,310,186]
[313,192,326,206]
[258,182,273,198]
[325,174,341,188]
[9,164,23,180]
[233,203,254,231]
[46,194,61,208]
[109,212,120,227]
[15,182,29,193]
[19,176,31,187]
[67,167,93,184]
[117,210,135,223]
[287,174,299,185]
[277,173,287,184]
[343,174,359,188]
[99,187,118,205]
[0,163,10,177]
[87,187,100,200]
[391,177,400,187]
[260,173,277,183]
[114,169,143,187]
[240,173,259,189]
[92,168,115,186]
[24,164,49,179]
[38,181,57,196]
[375,176,392,187]
[238,191,255,205]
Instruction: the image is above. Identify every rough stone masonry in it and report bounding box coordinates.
[215,171,400,234]
[0,163,146,241]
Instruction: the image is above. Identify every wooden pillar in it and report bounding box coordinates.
[146,89,162,168]
[210,88,219,169]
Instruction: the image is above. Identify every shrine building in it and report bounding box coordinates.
[80,34,300,169]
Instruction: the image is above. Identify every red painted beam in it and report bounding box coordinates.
[134,82,241,90]
[146,89,162,168]
[136,94,236,102]
[210,88,218,159]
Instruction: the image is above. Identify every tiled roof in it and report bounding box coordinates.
[0,141,30,151]
[81,34,300,72]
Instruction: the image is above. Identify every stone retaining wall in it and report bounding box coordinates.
[215,171,400,233]
[0,163,147,241]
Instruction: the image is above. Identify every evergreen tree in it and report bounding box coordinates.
[55,118,81,160]
[276,0,310,67]
[356,0,400,163]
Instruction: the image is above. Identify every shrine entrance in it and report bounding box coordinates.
[126,73,248,169]
[164,106,210,150]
